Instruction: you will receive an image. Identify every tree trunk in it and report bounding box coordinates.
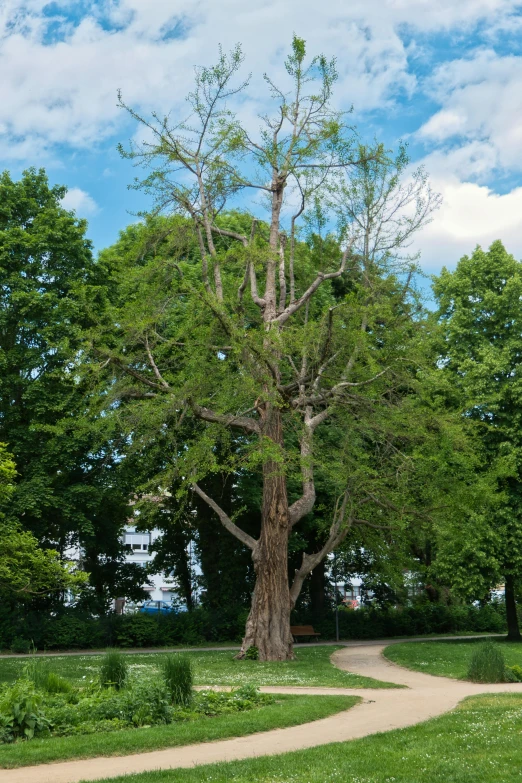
[238,407,294,660]
[505,574,521,641]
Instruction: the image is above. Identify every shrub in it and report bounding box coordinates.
[244,646,259,660]
[10,637,31,654]
[467,641,506,683]
[0,680,50,741]
[506,664,522,683]
[100,650,128,690]
[162,654,193,706]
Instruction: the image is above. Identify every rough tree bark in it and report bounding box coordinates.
[240,407,293,659]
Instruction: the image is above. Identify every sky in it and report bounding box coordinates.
[2,0,522,274]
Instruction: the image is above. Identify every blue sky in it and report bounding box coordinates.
[2,1,522,272]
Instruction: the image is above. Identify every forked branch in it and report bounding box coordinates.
[288,407,330,526]
[190,402,261,434]
[289,490,352,605]
[275,244,354,326]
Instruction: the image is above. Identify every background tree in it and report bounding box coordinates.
[0,443,86,600]
[0,169,143,612]
[432,240,522,640]
[96,38,440,659]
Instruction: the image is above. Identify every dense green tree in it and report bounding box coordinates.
[0,443,86,599]
[0,168,143,611]
[92,38,444,659]
[433,240,522,639]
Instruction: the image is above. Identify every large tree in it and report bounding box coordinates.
[97,39,439,659]
[433,240,522,640]
[0,168,143,611]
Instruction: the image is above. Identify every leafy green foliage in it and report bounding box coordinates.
[467,641,507,683]
[100,650,128,690]
[0,168,143,612]
[506,664,522,682]
[10,638,31,655]
[0,680,50,741]
[162,655,193,706]
[433,241,522,633]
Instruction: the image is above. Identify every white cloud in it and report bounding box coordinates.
[3,0,522,273]
[0,0,519,160]
[418,49,522,174]
[61,187,99,215]
[413,174,522,270]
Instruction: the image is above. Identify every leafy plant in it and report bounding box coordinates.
[244,646,259,660]
[0,680,50,740]
[162,654,193,706]
[467,641,506,683]
[100,650,128,690]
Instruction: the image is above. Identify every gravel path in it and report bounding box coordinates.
[1,641,520,783]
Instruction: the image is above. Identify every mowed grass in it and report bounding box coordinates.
[0,694,359,769]
[384,639,522,679]
[91,693,522,783]
[0,647,396,689]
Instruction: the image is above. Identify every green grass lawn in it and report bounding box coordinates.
[0,647,395,689]
[384,639,522,679]
[90,693,522,783]
[0,694,359,769]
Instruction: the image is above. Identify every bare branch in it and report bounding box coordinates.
[144,336,170,389]
[210,225,249,246]
[249,262,266,308]
[330,367,390,394]
[289,407,329,526]
[289,490,352,605]
[190,401,260,434]
[274,244,353,326]
[277,233,287,315]
[192,483,257,550]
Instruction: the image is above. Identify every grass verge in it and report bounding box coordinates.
[90,693,522,783]
[0,694,359,769]
[0,647,395,689]
[384,639,522,679]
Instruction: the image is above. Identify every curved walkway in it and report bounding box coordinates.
[2,644,521,783]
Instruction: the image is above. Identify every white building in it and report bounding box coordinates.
[122,525,176,604]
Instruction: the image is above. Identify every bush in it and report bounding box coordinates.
[467,641,506,683]
[162,654,193,706]
[244,646,259,660]
[293,602,507,641]
[506,664,522,683]
[10,637,31,654]
[100,650,128,690]
[0,601,509,653]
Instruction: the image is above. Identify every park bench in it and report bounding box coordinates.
[290,625,321,642]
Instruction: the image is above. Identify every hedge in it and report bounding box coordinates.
[0,602,507,652]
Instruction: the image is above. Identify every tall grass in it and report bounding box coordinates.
[162,654,193,706]
[24,658,72,694]
[100,649,128,690]
[467,641,506,683]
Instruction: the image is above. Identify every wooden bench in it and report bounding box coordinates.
[290,625,321,642]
